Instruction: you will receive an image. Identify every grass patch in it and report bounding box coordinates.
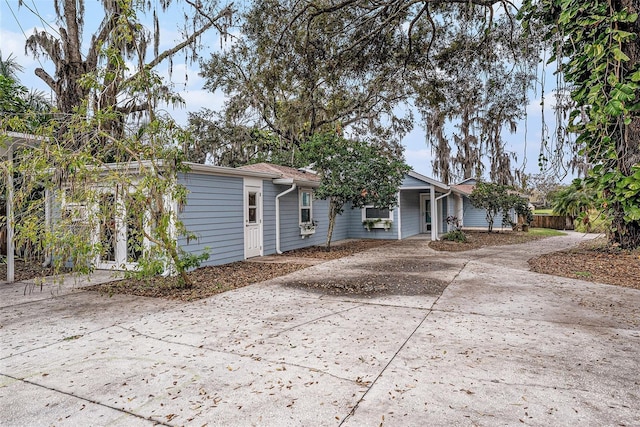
[528,228,566,237]
[574,271,592,278]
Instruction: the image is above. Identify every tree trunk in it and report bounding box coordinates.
[325,199,340,251]
[610,0,640,249]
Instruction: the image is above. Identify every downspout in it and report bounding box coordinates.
[432,190,451,236]
[275,183,297,254]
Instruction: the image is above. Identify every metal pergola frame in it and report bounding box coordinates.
[2,132,47,283]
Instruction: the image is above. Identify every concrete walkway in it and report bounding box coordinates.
[1,232,638,426]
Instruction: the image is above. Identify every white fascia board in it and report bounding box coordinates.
[399,186,433,191]
[273,178,320,188]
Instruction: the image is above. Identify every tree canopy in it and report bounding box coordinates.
[192,0,413,166]
[19,0,233,145]
[191,0,536,182]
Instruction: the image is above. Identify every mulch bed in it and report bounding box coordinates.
[0,259,64,282]
[279,239,394,259]
[92,262,311,301]
[428,230,548,252]
[89,240,393,301]
[529,237,640,290]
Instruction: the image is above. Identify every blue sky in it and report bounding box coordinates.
[0,0,570,182]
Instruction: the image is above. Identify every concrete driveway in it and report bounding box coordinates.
[1,232,638,426]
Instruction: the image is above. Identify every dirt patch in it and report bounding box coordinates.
[352,258,453,273]
[529,237,640,290]
[429,230,548,252]
[282,274,449,298]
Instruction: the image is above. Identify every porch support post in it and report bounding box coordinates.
[6,146,14,283]
[396,191,401,240]
[430,187,437,241]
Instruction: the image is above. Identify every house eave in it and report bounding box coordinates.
[184,162,280,179]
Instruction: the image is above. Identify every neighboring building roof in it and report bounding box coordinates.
[239,163,321,186]
[452,184,474,196]
[457,178,478,185]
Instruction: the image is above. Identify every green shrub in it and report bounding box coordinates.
[574,210,609,234]
[442,230,467,242]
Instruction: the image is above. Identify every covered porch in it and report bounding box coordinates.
[397,171,460,240]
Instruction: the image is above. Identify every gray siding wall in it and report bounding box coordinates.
[344,203,399,240]
[401,175,430,187]
[461,196,514,229]
[462,196,490,228]
[262,181,278,255]
[400,190,421,238]
[276,187,350,252]
[177,172,245,266]
[330,205,350,242]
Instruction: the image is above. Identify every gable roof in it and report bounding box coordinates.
[239,163,321,186]
[401,171,449,191]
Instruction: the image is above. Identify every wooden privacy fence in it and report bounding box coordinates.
[532,215,574,230]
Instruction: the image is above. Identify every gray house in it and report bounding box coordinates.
[175,164,457,268]
[53,162,484,271]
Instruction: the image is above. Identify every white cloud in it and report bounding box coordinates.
[159,88,226,125]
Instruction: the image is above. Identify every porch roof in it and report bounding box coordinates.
[0,131,47,157]
[400,171,450,192]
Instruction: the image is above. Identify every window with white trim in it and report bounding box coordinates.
[361,206,393,222]
[299,189,313,224]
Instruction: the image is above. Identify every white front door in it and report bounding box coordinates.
[244,180,263,258]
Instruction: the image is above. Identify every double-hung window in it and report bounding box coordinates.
[299,189,313,225]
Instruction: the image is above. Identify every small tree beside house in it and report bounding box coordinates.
[301,132,410,250]
[469,181,531,232]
